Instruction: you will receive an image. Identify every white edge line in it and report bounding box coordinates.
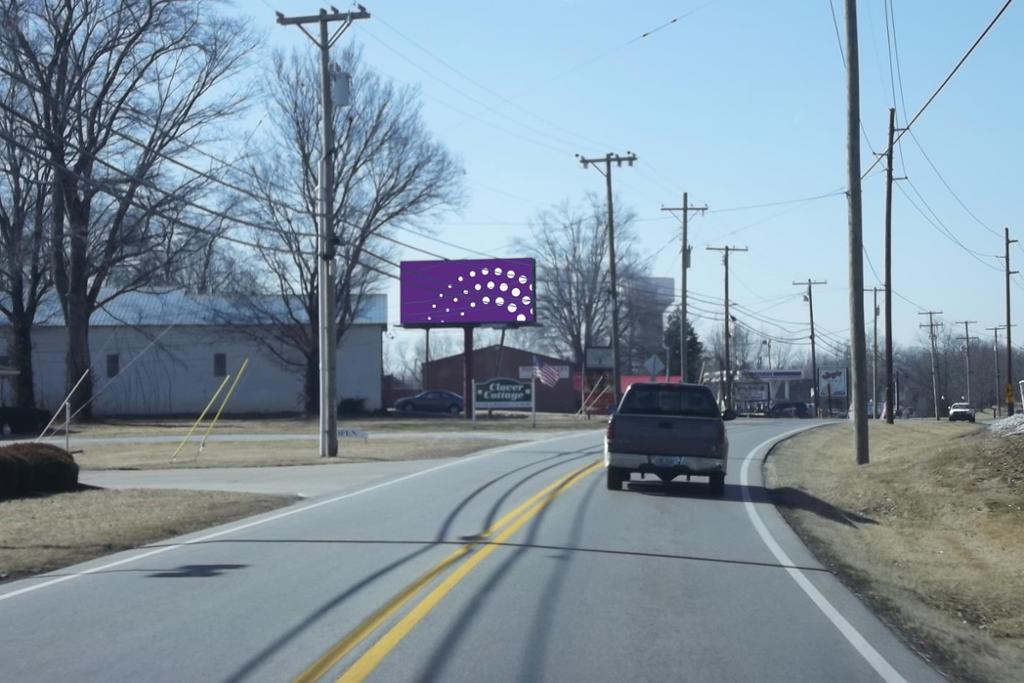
[0,430,597,603]
[740,425,907,683]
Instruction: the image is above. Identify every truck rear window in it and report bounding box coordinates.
[619,385,720,418]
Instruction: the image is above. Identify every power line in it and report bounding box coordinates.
[862,0,1015,179]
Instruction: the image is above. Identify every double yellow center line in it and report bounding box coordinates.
[294,459,602,683]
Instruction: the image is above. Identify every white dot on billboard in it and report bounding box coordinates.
[499,283,508,292]
[494,267,503,275]
[470,302,476,308]
[496,296,505,306]
[427,316,432,321]
[432,304,437,309]
[508,303,517,313]
[474,283,482,291]
[470,270,476,277]
[517,313,526,321]
[481,268,489,275]
[439,293,443,298]
[453,297,458,302]
[511,288,520,297]
[482,296,490,304]
[460,312,465,316]
[522,296,531,305]
[487,281,495,289]
[518,275,527,284]
[458,276,464,282]
[463,289,468,295]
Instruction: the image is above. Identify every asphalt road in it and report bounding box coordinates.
[0,420,942,682]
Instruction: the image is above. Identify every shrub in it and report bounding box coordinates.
[337,398,366,415]
[0,443,79,498]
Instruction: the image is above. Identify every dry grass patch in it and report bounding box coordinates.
[765,421,1024,683]
[0,488,290,583]
[76,437,513,470]
[58,412,600,439]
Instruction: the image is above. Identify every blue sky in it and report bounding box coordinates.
[232,1,1022,357]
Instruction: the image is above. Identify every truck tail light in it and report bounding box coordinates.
[606,418,615,442]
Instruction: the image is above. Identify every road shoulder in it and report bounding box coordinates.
[765,420,1024,683]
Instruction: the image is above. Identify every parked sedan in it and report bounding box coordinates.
[393,390,464,415]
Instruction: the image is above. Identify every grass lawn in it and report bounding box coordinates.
[40,411,602,440]
[766,420,1024,683]
[76,437,518,470]
[0,488,291,584]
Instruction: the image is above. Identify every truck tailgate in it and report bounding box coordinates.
[609,414,722,458]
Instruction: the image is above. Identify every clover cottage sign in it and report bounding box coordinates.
[475,377,532,409]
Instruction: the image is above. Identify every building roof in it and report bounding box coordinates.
[423,344,573,367]
[0,290,387,328]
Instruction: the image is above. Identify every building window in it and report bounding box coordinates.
[106,354,119,378]
[0,355,9,367]
[214,353,227,377]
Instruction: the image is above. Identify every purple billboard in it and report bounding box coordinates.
[400,258,536,326]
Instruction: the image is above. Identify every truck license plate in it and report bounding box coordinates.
[653,456,681,467]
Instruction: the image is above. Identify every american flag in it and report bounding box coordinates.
[532,355,560,388]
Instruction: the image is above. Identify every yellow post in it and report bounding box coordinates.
[172,374,232,462]
[198,358,249,455]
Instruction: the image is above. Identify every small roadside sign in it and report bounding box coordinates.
[644,354,666,379]
[338,428,369,442]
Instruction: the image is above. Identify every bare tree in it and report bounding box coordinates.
[0,44,50,407]
[2,0,257,416]
[512,195,647,365]
[238,46,464,414]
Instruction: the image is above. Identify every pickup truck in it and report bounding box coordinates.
[947,402,976,422]
[604,382,734,495]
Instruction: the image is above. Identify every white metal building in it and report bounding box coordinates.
[0,290,387,415]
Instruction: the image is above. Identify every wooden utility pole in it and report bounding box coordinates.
[277,6,370,457]
[987,325,1005,417]
[577,152,637,404]
[883,107,900,424]
[1004,227,1017,415]
[794,280,827,417]
[844,0,869,464]
[866,287,880,416]
[708,246,748,411]
[919,311,944,420]
[955,320,977,404]
[661,193,707,383]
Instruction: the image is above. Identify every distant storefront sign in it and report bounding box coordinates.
[734,382,770,402]
[819,368,849,398]
[744,369,805,381]
[475,377,533,409]
[585,347,613,369]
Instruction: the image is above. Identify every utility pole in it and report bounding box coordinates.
[661,193,707,383]
[277,6,370,457]
[955,320,977,404]
[919,311,943,420]
[844,0,869,465]
[866,287,880,417]
[708,245,748,411]
[577,151,637,404]
[794,280,827,417]
[1004,227,1017,415]
[882,107,905,425]
[987,326,1005,417]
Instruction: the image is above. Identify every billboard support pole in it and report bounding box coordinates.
[471,380,476,424]
[463,326,474,420]
[532,374,537,428]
